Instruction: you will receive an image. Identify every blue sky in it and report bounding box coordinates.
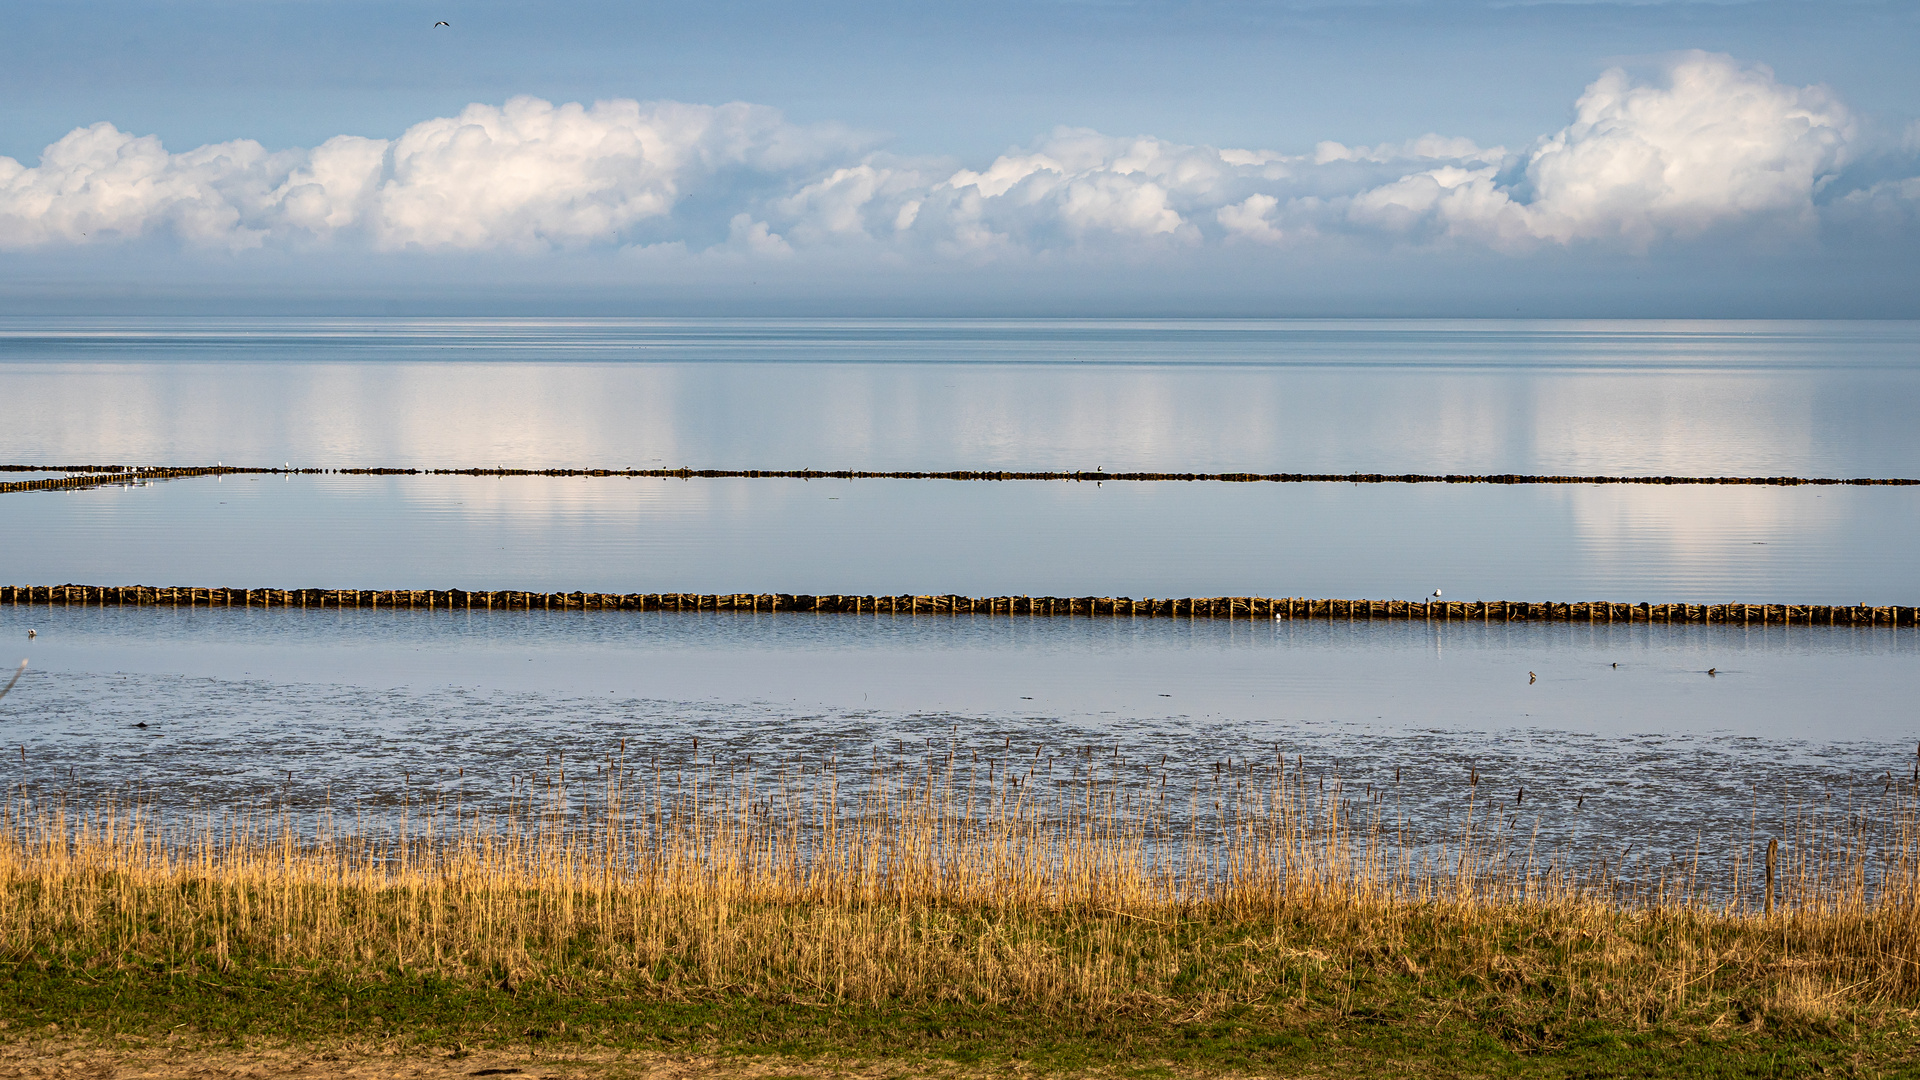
[2,0,1917,315]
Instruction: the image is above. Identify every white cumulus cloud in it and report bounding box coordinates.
[1313,135,1502,166]
[1336,52,1859,249]
[1216,193,1285,243]
[0,52,1908,260]
[371,97,851,250]
[1519,52,1855,243]
[0,124,296,249]
[0,97,860,252]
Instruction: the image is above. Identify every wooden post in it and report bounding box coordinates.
[1765,838,1778,916]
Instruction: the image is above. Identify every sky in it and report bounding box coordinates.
[1,0,1917,316]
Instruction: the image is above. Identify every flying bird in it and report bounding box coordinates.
[434,20,450,27]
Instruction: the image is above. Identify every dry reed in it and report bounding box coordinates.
[4,748,1918,1034]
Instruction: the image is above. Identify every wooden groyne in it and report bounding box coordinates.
[4,586,1913,627]
[333,468,1920,486]
[0,466,323,495]
[4,464,1918,494]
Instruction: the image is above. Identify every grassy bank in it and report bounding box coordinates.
[7,903,1920,1077]
[3,754,1917,1076]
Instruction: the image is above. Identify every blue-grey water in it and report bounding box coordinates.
[0,603,1911,893]
[4,473,1917,602]
[3,317,1918,475]
[1,317,1916,869]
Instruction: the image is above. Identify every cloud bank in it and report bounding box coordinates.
[0,52,1909,261]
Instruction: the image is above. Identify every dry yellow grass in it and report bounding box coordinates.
[2,748,1918,1034]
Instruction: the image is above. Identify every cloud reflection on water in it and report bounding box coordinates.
[2,319,1916,476]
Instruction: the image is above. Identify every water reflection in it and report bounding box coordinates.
[6,318,1915,877]
[1,318,1915,475]
[6,474,1916,602]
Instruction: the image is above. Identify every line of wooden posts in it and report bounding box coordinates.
[4,464,1920,496]
[0,467,291,495]
[3,585,1913,627]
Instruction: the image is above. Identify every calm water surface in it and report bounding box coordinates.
[5,473,1918,601]
[2,317,1917,475]
[2,317,1916,859]
[0,604,1913,882]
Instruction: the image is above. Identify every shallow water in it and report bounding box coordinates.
[2,317,1916,871]
[1,604,1913,889]
[9,602,1915,739]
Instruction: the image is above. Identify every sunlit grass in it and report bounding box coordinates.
[3,747,1918,1068]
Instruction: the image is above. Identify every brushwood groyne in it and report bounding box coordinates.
[4,586,1914,626]
[4,464,1920,496]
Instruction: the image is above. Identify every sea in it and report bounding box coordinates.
[1,317,1916,881]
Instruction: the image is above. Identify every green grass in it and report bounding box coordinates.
[6,928,1916,1079]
